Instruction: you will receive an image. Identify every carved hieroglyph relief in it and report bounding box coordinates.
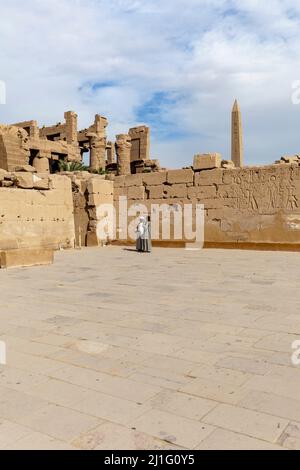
[217,167,299,213]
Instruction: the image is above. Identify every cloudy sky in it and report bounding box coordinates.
[1,0,300,168]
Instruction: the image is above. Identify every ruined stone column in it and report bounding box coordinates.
[231,100,244,167]
[87,133,103,171]
[106,141,115,164]
[64,111,78,145]
[129,126,150,162]
[116,134,132,176]
[87,115,108,171]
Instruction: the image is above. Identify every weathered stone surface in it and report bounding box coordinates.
[116,134,131,176]
[143,172,167,186]
[0,125,29,171]
[129,126,150,162]
[148,185,165,199]
[167,169,194,184]
[14,165,36,173]
[222,160,235,169]
[87,116,108,171]
[188,185,217,199]
[1,180,13,187]
[114,187,128,200]
[124,174,144,187]
[167,184,188,199]
[0,175,75,251]
[0,249,54,269]
[14,173,34,189]
[32,157,50,173]
[33,175,50,190]
[193,154,221,171]
[113,164,300,248]
[128,185,145,200]
[0,169,8,181]
[87,178,113,196]
[195,169,224,185]
[114,176,126,188]
[86,231,100,247]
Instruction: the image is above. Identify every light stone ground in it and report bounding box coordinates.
[0,246,299,450]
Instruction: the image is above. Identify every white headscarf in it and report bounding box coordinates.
[137,216,146,236]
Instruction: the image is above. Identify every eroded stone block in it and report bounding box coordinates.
[0,249,54,269]
[14,173,34,189]
[14,165,36,173]
[148,185,164,199]
[167,169,194,184]
[193,154,221,171]
[128,185,145,200]
[143,172,167,186]
[124,174,143,187]
[188,185,217,199]
[195,169,224,185]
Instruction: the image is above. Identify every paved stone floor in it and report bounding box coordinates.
[0,246,299,450]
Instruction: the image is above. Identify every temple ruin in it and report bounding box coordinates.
[0,100,299,267]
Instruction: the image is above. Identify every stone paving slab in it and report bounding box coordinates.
[0,246,299,450]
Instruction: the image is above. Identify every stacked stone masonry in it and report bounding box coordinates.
[113,165,300,247]
[0,174,75,251]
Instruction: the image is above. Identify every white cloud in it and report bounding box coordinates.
[0,0,300,167]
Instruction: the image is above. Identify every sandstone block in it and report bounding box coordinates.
[169,183,188,198]
[0,249,54,269]
[1,181,13,187]
[203,198,237,209]
[14,173,34,189]
[221,160,235,169]
[0,169,8,182]
[88,193,114,206]
[114,176,126,188]
[87,178,113,196]
[14,165,36,173]
[32,157,50,173]
[193,154,221,171]
[167,169,194,184]
[114,187,128,200]
[128,185,145,200]
[33,175,50,190]
[124,174,143,187]
[222,169,238,185]
[195,169,223,185]
[143,172,167,186]
[49,175,71,190]
[148,185,164,199]
[188,185,217,199]
[86,231,100,247]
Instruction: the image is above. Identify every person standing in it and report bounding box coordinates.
[136,216,152,253]
[136,216,145,252]
[143,216,152,253]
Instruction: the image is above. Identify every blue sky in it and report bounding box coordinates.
[1,0,300,167]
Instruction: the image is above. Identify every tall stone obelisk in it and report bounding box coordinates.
[231,100,244,167]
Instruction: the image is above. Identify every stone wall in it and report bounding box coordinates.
[71,173,114,247]
[0,174,75,250]
[113,165,300,248]
[0,163,298,253]
[0,125,29,171]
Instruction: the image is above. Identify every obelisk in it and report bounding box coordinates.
[231,99,244,167]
